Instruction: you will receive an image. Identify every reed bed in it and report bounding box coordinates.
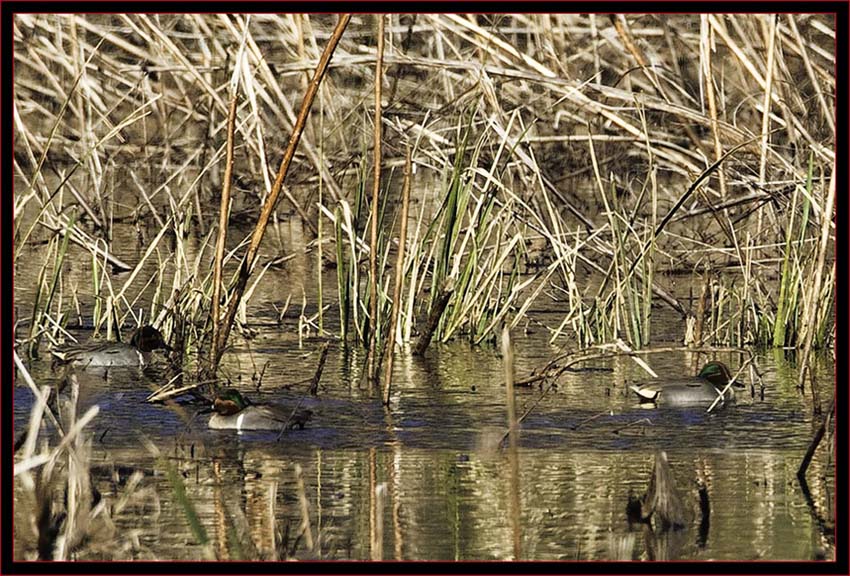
[11,13,836,562]
[13,13,834,381]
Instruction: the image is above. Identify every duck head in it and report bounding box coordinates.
[213,388,251,416]
[130,325,173,353]
[697,361,733,387]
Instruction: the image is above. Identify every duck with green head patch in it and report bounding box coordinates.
[51,325,172,368]
[630,362,742,406]
[209,388,313,432]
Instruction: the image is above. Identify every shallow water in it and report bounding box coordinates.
[12,189,835,561]
[13,323,835,561]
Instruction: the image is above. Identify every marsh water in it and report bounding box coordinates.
[13,206,835,562]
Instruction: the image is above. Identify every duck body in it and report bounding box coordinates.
[51,326,171,368]
[630,362,739,407]
[209,388,313,432]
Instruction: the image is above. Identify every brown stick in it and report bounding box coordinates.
[210,68,240,374]
[367,14,385,387]
[309,341,330,396]
[382,145,411,405]
[211,14,351,373]
[412,281,454,356]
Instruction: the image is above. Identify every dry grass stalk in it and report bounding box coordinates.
[211,14,351,373]
[796,168,835,411]
[209,24,247,374]
[381,144,411,405]
[367,14,385,387]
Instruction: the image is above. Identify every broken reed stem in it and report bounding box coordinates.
[382,145,411,406]
[412,281,453,356]
[367,14,385,387]
[210,62,240,375]
[309,341,330,396]
[211,14,351,374]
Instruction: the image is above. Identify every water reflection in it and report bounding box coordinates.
[14,339,835,560]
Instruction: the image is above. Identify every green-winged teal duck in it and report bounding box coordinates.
[208,388,313,432]
[630,361,741,406]
[51,325,172,368]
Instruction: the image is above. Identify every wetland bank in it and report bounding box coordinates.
[11,12,836,562]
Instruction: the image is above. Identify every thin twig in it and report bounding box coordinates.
[367,14,385,388]
[212,14,351,374]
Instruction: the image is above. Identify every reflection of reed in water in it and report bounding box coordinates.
[244,468,276,557]
[207,453,315,560]
[623,451,712,561]
[502,326,522,560]
[607,532,636,561]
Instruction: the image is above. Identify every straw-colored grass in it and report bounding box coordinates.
[13,12,834,385]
